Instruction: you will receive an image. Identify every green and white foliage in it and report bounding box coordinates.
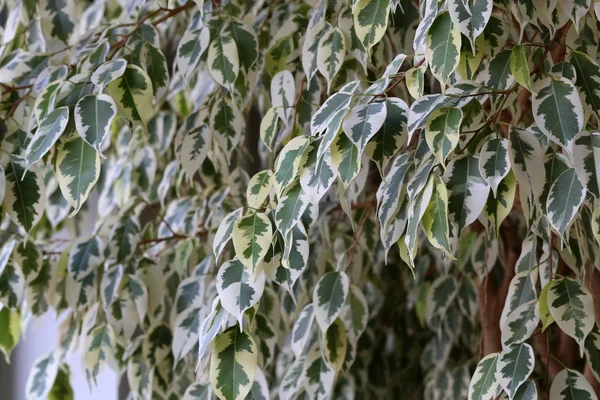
[550,369,598,400]
[210,327,257,400]
[547,277,594,353]
[4,1,600,399]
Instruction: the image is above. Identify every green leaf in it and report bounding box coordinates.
[548,277,594,354]
[3,156,46,233]
[532,77,584,149]
[426,11,461,86]
[546,168,586,236]
[353,0,391,51]
[210,327,258,400]
[539,281,555,331]
[424,106,462,165]
[232,211,273,277]
[91,59,127,92]
[0,307,20,362]
[107,65,153,128]
[74,94,116,153]
[55,136,100,216]
[317,27,346,93]
[207,27,239,93]
[549,368,598,400]
[342,102,387,157]
[25,106,70,170]
[511,45,534,93]
[217,258,265,326]
[48,366,74,400]
[313,271,349,331]
[468,352,499,400]
[496,343,535,399]
[245,171,273,210]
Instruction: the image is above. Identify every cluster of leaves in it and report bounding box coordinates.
[2,0,600,399]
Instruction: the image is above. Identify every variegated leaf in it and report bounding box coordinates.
[84,324,115,383]
[426,11,461,86]
[317,27,346,93]
[313,271,350,331]
[496,343,534,399]
[570,51,600,119]
[3,156,46,233]
[211,95,243,158]
[273,136,310,196]
[207,27,239,93]
[216,258,265,326]
[422,177,452,256]
[176,27,210,81]
[300,145,336,202]
[550,368,598,400]
[247,170,274,209]
[26,352,60,400]
[291,303,315,358]
[330,132,360,188]
[179,125,210,180]
[199,298,228,360]
[532,77,584,149]
[108,215,140,264]
[55,136,100,216]
[342,102,387,157]
[548,277,594,353]
[271,70,295,125]
[324,318,347,373]
[260,108,279,152]
[310,81,360,135]
[424,106,462,165]
[468,352,500,400]
[444,154,489,234]
[479,138,510,196]
[508,127,545,208]
[274,181,310,236]
[546,168,586,236]
[25,106,69,170]
[448,0,492,47]
[107,65,153,128]
[303,20,331,82]
[213,208,244,260]
[304,344,335,399]
[352,0,390,51]
[68,235,102,281]
[210,327,257,400]
[74,94,116,153]
[232,212,272,277]
[91,59,127,92]
[573,131,600,198]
